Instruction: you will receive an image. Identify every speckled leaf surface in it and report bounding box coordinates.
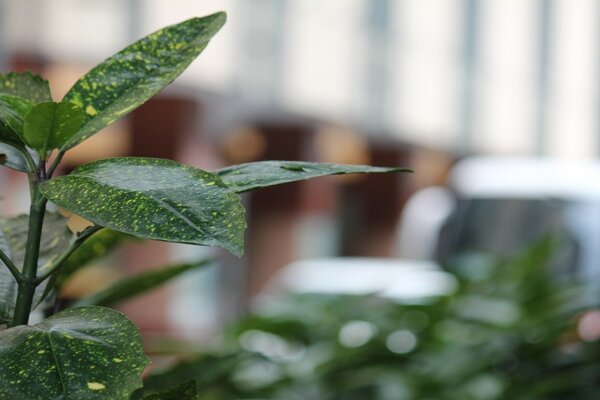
[75,259,213,307]
[0,93,32,147]
[0,306,148,399]
[23,101,85,155]
[0,72,52,104]
[61,12,226,151]
[0,213,71,324]
[215,161,412,193]
[40,157,246,256]
[0,143,30,171]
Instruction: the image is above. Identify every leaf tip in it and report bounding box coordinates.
[200,11,227,31]
[226,244,244,258]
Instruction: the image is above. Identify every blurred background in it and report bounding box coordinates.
[2,1,600,397]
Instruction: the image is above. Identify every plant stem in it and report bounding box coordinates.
[0,248,23,284]
[35,225,103,285]
[19,148,38,175]
[47,151,65,179]
[11,187,47,326]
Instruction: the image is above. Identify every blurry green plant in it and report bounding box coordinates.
[0,12,409,399]
[139,239,600,400]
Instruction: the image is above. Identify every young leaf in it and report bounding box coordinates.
[215,160,413,193]
[40,157,246,256]
[23,101,85,156]
[0,93,32,147]
[61,12,226,151]
[0,71,52,104]
[0,306,149,399]
[74,258,213,307]
[0,213,71,324]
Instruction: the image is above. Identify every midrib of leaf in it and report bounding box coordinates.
[40,105,59,156]
[43,327,68,398]
[151,196,208,238]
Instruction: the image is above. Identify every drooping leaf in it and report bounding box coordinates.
[61,12,226,151]
[0,213,72,324]
[0,93,32,147]
[0,306,148,399]
[0,143,28,171]
[0,71,52,104]
[40,157,246,256]
[74,258,213,307]
[139,353,243,398]
[138,381,197,400]
[56,228,131,288]
[23,101,85,156]
[215,160,412,193]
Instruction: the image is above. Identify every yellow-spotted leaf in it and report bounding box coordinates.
[215,160,412,193]
[61,12,226,151]
[40,157,246,256]
[0,306,149,399]
[0,71,52,104]
[23,101,85,157]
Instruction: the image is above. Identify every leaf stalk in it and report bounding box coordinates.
[35,225,103,285]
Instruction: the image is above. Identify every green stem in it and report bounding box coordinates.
[19,147,38,175]
[35,225,103,285]
[11,187,47,326]
[0,248,23,284]
[47,151,64,179]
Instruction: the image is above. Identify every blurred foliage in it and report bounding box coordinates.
[142,239,600,399]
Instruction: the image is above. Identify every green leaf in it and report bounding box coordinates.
[40,157,246,256]
[56,229,131,288]
[215,160,413,193]
[0,213,71,324]
[142,381,197,400]
[0,71,52,104]
[23,101,85,156]
[0,93,32,147]
[0,306,148,399]
[61,12,226,151]
[140,353,242,398]
[74,258,213,307]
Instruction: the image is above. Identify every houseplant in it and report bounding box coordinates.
[0,12,409,399]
